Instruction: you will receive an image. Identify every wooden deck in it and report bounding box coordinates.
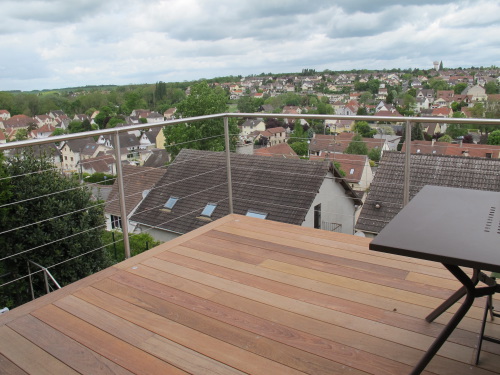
[1,214,499,375]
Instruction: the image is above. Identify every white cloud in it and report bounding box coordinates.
[1,0,499,90]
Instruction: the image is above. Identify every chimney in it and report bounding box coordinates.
[431,139,435,146]
[458,139,463,147]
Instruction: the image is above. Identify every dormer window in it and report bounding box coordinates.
[201,203,217,217]
[246,210,268,219]
[164,196,179,210]
[349,168,355,175]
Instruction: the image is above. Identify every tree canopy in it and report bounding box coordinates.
[163,81,239,159]
[0,150,112,308]
[487,130,500,145]
[345,134,368,155]
[353,121,376,138]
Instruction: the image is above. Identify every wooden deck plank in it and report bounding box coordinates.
[7,315,133,375]
[126,259,496,375]
[108,270,420,375]
[154,250,486,349]
[134,256,490,365]
[165,243,486,334]
[1,215,498,375]
[31,304,189,375]
[54,294,246,375]
[93,277,364,375]
[213,225,457,279]
[0,326,80,375]
[188,234,456,300]
[74,286,309,375]
[0,353,29,375]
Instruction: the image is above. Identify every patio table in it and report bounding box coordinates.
[369,185,500,374]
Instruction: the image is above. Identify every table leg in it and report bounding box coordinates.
[411,265,476,375]
[425,269,479,323]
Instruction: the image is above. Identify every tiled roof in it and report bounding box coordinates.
[310,153,367,183]
[143,148,169,168]
[254,143,298,159]
[62,137,96,152]
[130,149,331,234]
[356,151,500,234]
[3,115,34,128]
[105,165,167,217]
[309,133,385,153]
[79,154,115,173]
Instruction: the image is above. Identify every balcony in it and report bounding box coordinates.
[1,113,500,373]
[1,214,499,374]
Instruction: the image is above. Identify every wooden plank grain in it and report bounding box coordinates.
[108,269,431,375]
[166,244,485,334]
[7,315,133,375]
[31,304,188,375]
[55,294,245,375]
[0,353,28,375]
[155,250,483,349]
[0,326,80,375]
[74,286,308,375]
[93,277,364,375]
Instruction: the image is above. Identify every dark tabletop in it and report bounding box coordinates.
[369,185,500,272]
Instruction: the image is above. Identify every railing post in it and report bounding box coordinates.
[113,132,131,259]
[403,120,412,206]
[27,261,35,300]
[224,117,234,214]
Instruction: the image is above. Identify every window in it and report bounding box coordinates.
[486,153,492,159]
[164,196,179,210]
[246,210,268,219]
[349,168,355,175]
[110,215,122,230]
[201,203,217,217]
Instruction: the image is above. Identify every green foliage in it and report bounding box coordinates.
[368,147,381,162]
[107,116,126,128]
[289,141,309,156]
[84,172,115,185]
[487,130,500,145]
[345,134,368,155]
[14,128,28,141]
[68,120,83,133]
[453,83,468,94]
[427,78,450,92]
[0,150,112,308]
[288,120,307,145]
[237,96,261,113]
[437,134,453,143]
[484,81,499,95]
[333,161,346,177]
[353,121,376,138]
[102,231,160,262]
[163,81,239,159]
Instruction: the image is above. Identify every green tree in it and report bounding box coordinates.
[453,83,468,95]
[353,121,376,138]
[0,150,112,308]
[14,129,28,141]
[487,130,500,145]
[102,231,160,262]
[289,141,309,156]
[484,81,499,95]
[237,96,260,113]
[163,81,239,159]
[437,134,453,142]
[367,147,381,162]
[345,134,368,155]
[288,120,306,145]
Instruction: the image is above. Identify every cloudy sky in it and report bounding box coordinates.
[2,0,499,91]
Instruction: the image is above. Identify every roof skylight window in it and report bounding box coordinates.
[164,196,179,210]
[246,210,268,219]
[349,168,355,175]
[201,203,217,217]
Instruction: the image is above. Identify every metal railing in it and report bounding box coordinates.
[1,112,499,301]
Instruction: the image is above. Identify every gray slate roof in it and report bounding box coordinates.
[105,165,167,217]
[130,149,334,235]
[356,151,500,234]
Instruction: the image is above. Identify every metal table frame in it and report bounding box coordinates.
[369,185,500,375]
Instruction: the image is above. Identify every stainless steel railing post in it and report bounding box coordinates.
[403,120,412,206]
[224,117,234,214]
[113,132,131,259]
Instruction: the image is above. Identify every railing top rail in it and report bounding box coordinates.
[1,112,499,152]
